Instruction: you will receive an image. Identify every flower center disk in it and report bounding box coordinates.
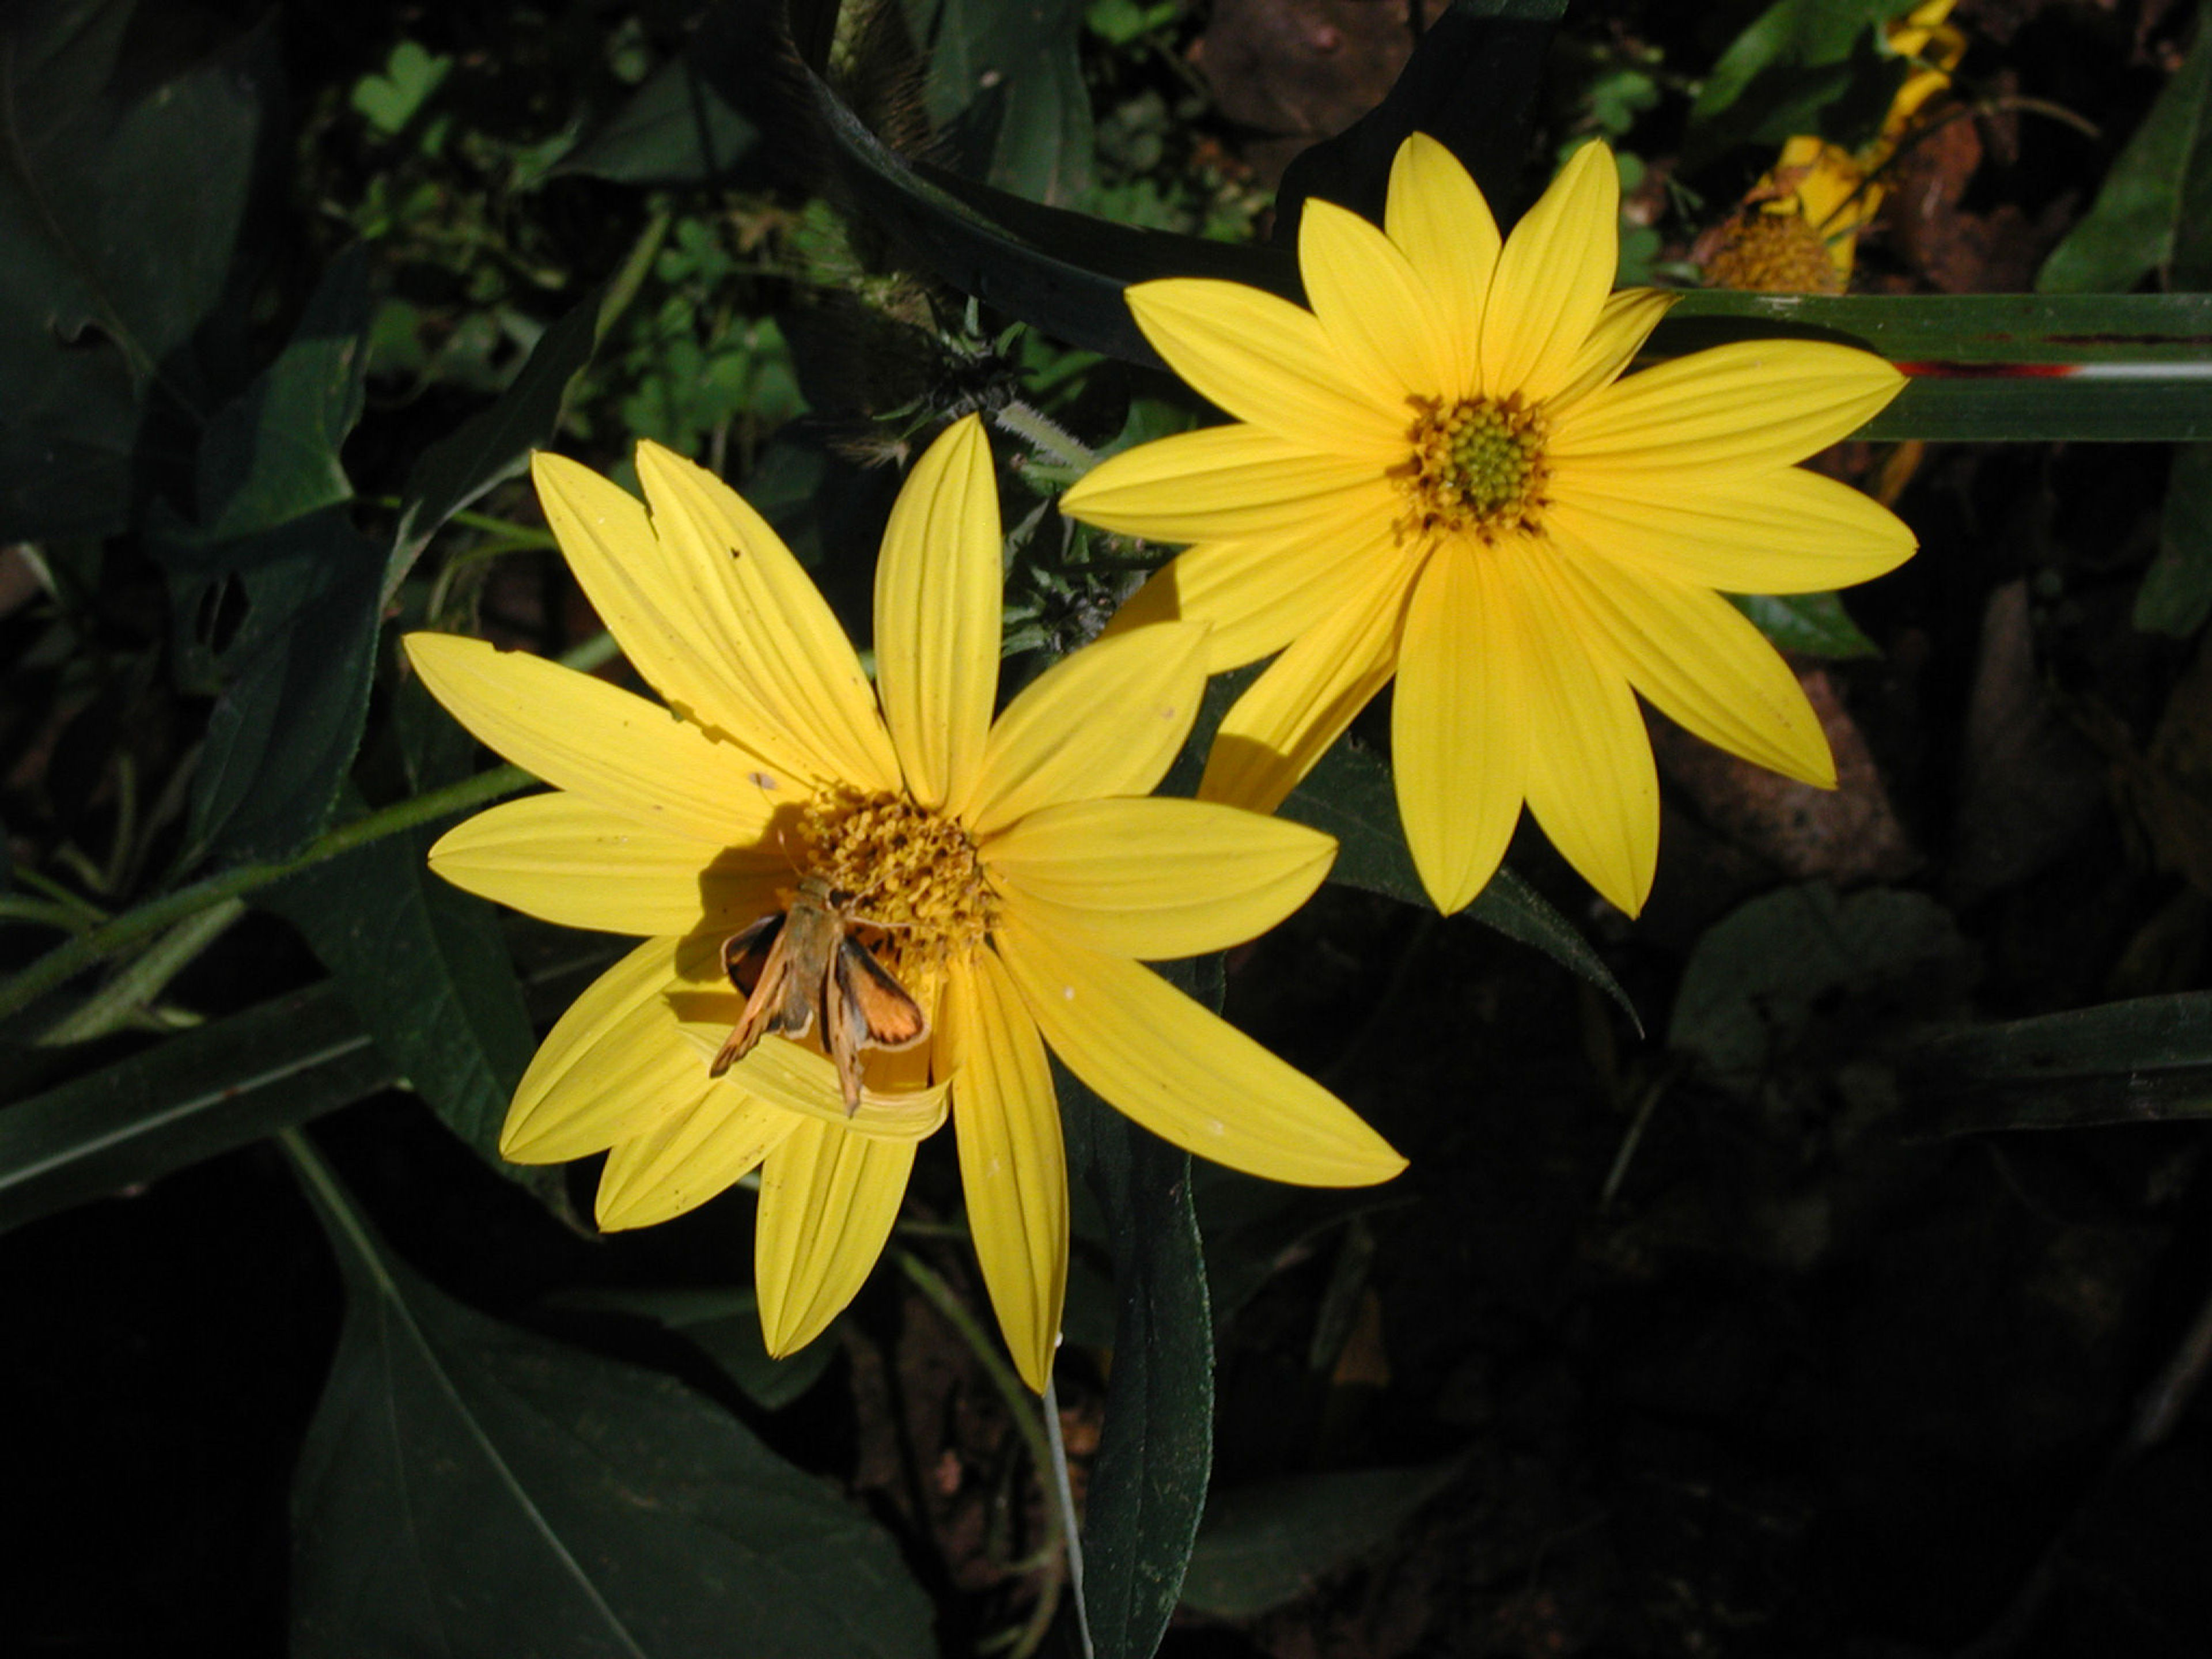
[798,789,993,963]
[1402,394,1551,543]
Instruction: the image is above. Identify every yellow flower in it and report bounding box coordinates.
[1709,1,1966,289]
[403,415,1404,1391]
[1060,135,1915,918]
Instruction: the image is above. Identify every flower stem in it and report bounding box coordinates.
[0,764,532,1025]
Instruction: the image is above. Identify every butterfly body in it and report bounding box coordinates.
[710,875,930,1112]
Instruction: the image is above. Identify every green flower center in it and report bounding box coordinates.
[1400,394,1552,543]
[798,788,994,961]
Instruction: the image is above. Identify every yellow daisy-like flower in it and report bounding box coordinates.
[1060,135,1916,918]
[403,415,1404,1391]
[1709,0,1965,289]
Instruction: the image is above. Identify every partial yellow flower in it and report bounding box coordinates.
[404,414,1404,1391]
[1060,135,1915,919]
[1706,1,1966,289]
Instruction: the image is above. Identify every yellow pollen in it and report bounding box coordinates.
[1399,394,1551,543]
[797,788,994,961]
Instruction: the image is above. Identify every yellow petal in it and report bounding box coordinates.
[531,452,811,785]
[874,415,999,812]
[404,632,789,846]
[1511,550,1660,916]
[986,797,1334,960]
[1300,196,1453,402]
[594,1091,801,1230]
[1550,341,1905,474]
[1392,544,1529,916]
[633,441,902,794]
[944,950,1063,1392]
[502,936,714,1162]
[671,1012,952,1139]
[1480,141,1618,403]
[958,623,1210,838]
[427,792,783,937]
[1060,422,1385,544]
[1197,567,1406,814]
[1099,487,1408,672]
[755,1116,915,1357]
[994,918,1405,1187]
[1384,134,1498,392]
[1548,536,1835,787]
[1126,279,1405,461]
[1547,289,1678,414]
[1547,463,1917,594]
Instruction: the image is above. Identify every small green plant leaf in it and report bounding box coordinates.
[2037,10,2212,294]
[1681,0,1910,171]
[287,1141,937,1659]
[554,6,767,185]
[1179,1459,1462,1619]
[1732,590,1881,658]
[350,40,452,137]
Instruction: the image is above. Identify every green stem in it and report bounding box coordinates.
[0,764,532,1024]
[39,899,248,1045]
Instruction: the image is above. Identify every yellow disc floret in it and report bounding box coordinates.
[798,788,994,959]
[1399,394,1552,544]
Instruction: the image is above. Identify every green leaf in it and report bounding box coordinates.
[0,0,275,539]
[1904,992,2212,1134]
[2037,9,2212,294]
[387,289,604,601]
[926,0,1094,206]
[1061,1068,1213,1659]
[286,1139,937,1659]
[1179,1460,1461,1619]
[1660,291,2212,442]
[350,40,452,137]
[554,6,766,185]
[191,247,371,544]
[1278,738,1637,1025]
[1668,882,1971,1091]
[551,1286,840,1412]
[262,812,535,1163]
[1731,590,1880,658]
[2141,443,2212,637]
[1681,0,1909,171]
[0,980,391,1237]
[0,921,618,1236]
[181,507,387,862]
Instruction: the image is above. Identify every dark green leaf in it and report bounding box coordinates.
[1904,993,2212,1134]
[0,0,274,539]
[2141,443,2212,637]
[2036,9,2212,294]
[1681,0,1910,171]
[1061,1069,1213,1659]
[926,0,1094,206]
[1732,590,1880,658]
[1179,1459,1461,1619]
[1660,291,2212,441]
[554,6,767,185]
[351,40,452,137]
[287,1142,937,1659]
[551,1286,841,1412]
[1275,0,1563,240]
[192,247,371,543]
[0,981,390,1237]
[1668,882,1971,1091]
[1278,739,1636,1024]
[387,289,604,599]
[263,813,535,1162]
[182,507,386,861]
